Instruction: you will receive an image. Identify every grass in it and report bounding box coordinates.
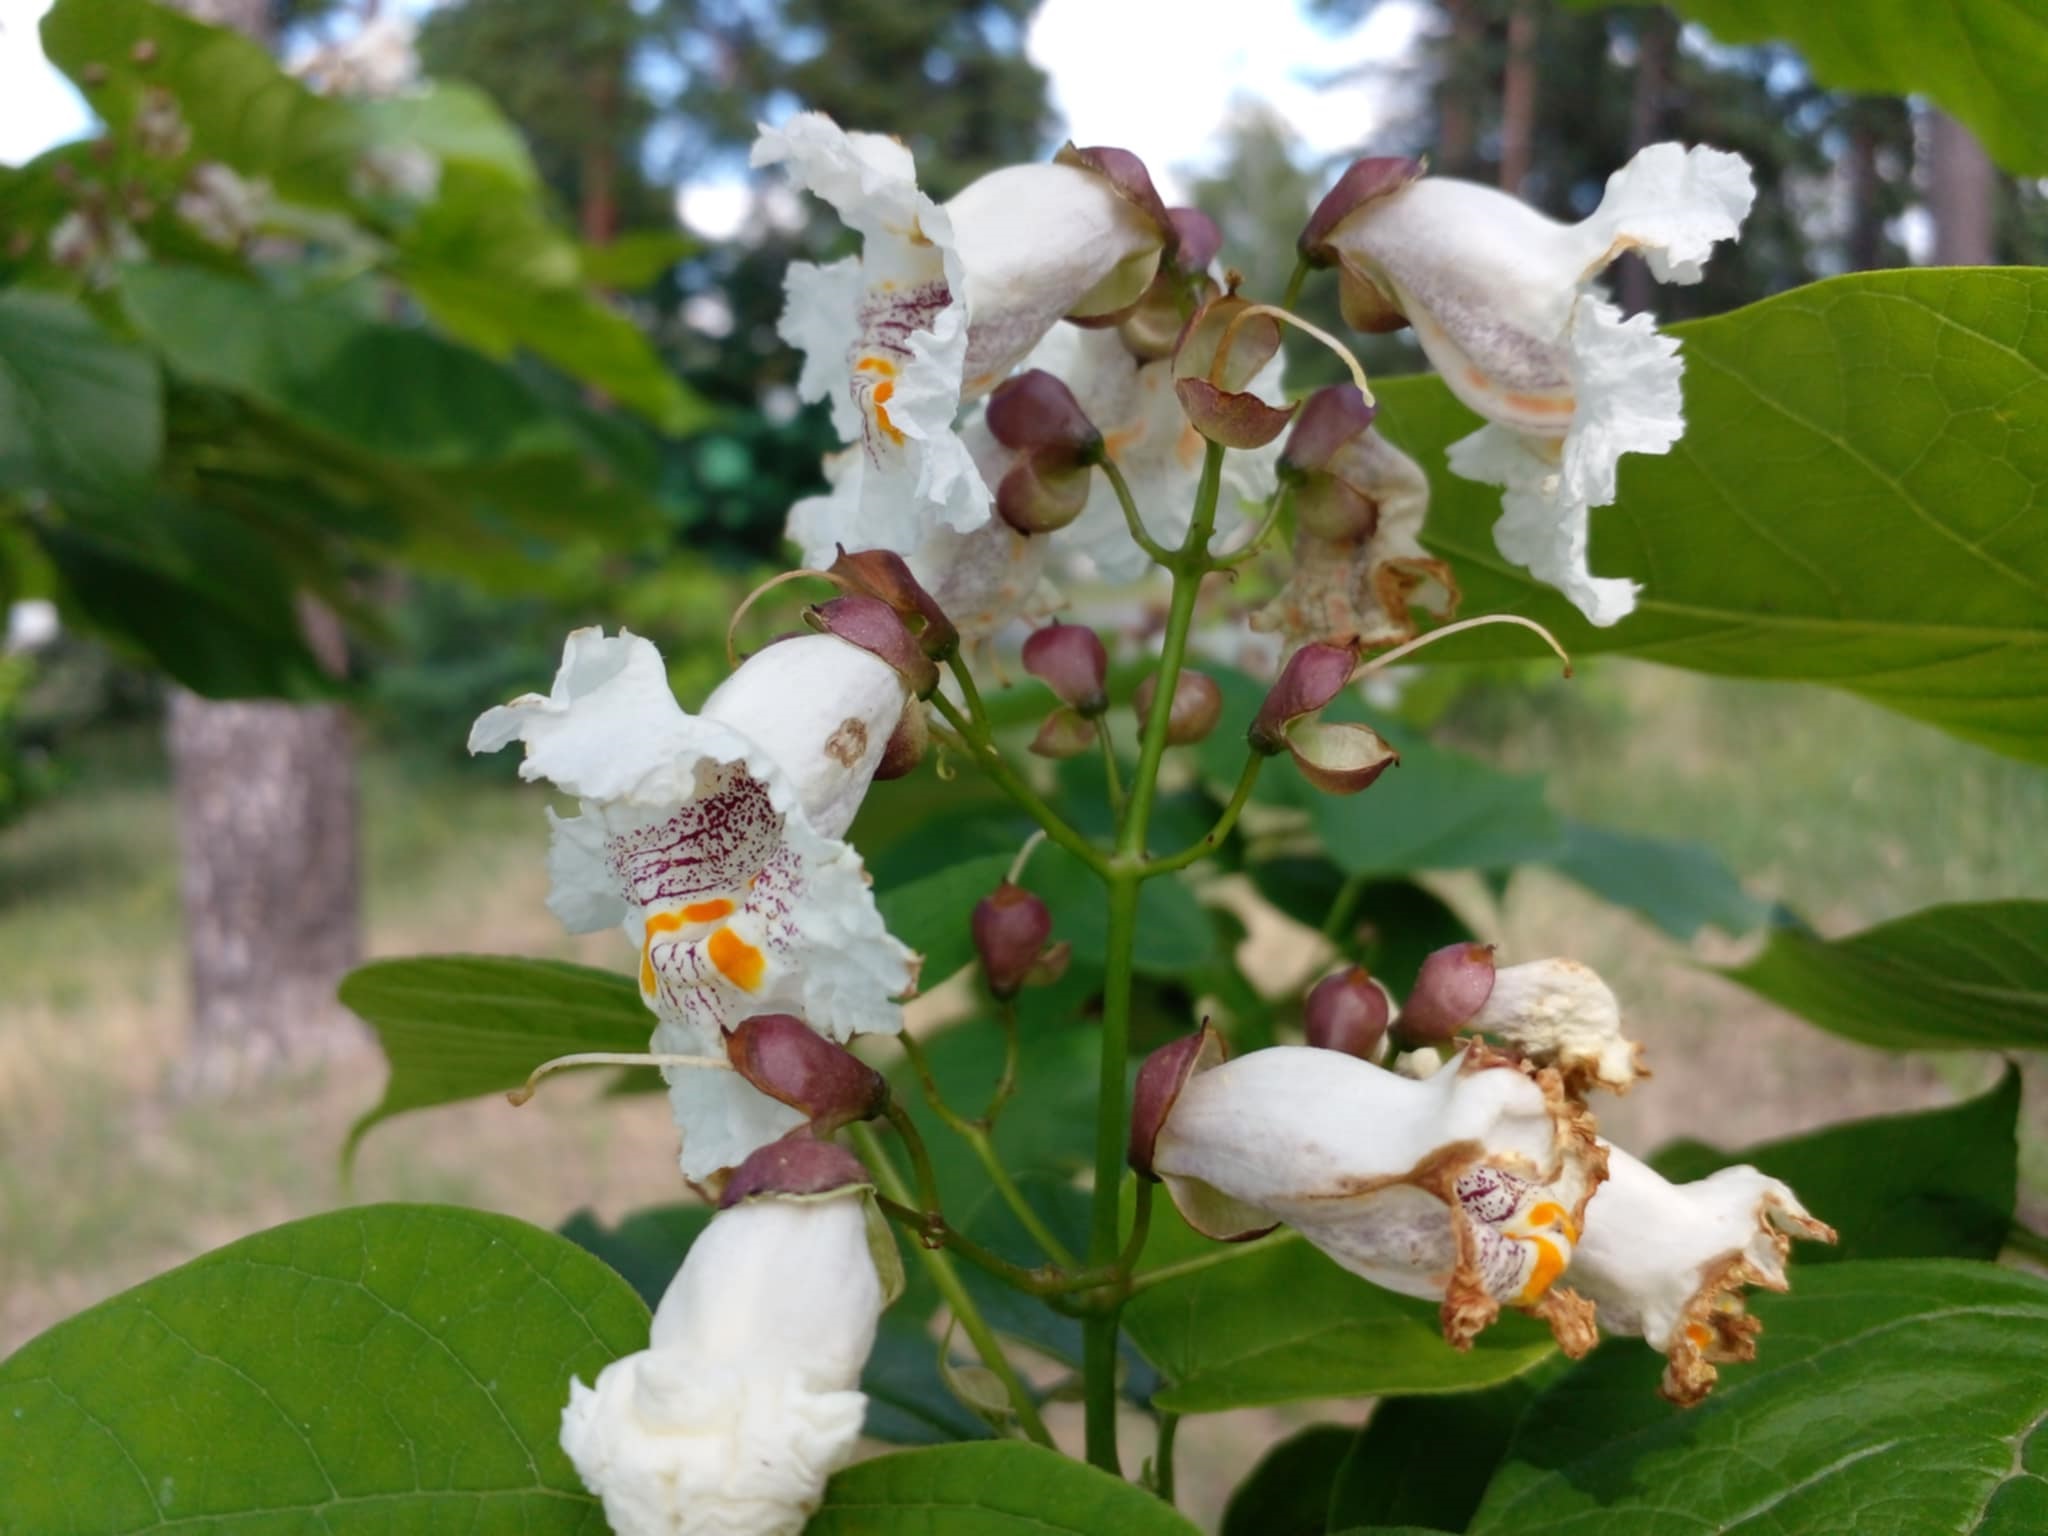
[0,662,2041,1423]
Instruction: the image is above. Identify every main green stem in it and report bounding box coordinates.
[850,1123,1054,1446]
[1082,440,1227,1476]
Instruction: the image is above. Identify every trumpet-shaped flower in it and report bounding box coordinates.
[755,113,1168,559]
[1146,1042,1607,1352]
[1311,144,1753,625]
[471,628,917,1180]
[561,1154,887,1536]
[1567,1145,1835,1404]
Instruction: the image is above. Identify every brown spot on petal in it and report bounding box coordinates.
[825,717,869,767]
[1529,1285,1599,1358]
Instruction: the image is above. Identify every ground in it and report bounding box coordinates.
[1,659,2041,1525]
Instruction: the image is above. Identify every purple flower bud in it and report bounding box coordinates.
[1397,943,1498,1045]
[973,882,1054,1000]
[1249,643,1357,755]
[1132,669,1223,746]
[1299,155,1427,268]
[1129,1023,1228,1179]
[1022,623,1109,715]
[874,701,928,781]
[1282,386,1377,476]
[719,1131,872,1208]
[1029,706,1096,760]
[997,452,1094,535]
[1304,967,1391,1060]
[1167,206,1222,273]
[987,370,1103,460]
[1172,295,1297,449]
[725,1014,889,1133]
[1055,141,1175,252]
[829,546,958,660]
[806,593,939,698]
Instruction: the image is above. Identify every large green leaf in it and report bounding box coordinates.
[1123,1209,1557,1413]
[1021,845,1215,977]
[1382,270,2048,763]
[1468,1260,2048,1535]
[1248,862,1475,997]
[0,290,160,494]
[1719,899,2048,1050]
[0,1203,647,1534]
[1590,0,2048,175]
[1652,1066,2021,1263]
[340,954,649,1162]
[811,1443,1202,1535]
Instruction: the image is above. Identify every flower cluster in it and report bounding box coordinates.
[468,106,1816,1529]
[1132,946,1833,1405]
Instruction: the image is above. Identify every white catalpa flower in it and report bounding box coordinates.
[1035,325,1286,583]
[562,1145,888,1536]
[1470,957,1648,1096]
[753,113,1168,559]
[175,163,270,249]
[471,628,917,1180]
[1567,1145,1835,1404]
[1136,1034,1608,1353]
[294,14,421,97]
[1310,144,1754,625]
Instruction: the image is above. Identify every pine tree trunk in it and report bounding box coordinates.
[1436,0,1486,178]
[1498,1,1542,194]
[164,0,365,1093]
[1845,110,1884,272]
[1929,111,1996,266]
[1618,8,1672,314]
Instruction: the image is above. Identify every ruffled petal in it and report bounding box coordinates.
[779,257,866,441]
[749,113,929,244]
[1580,143,1756,285]
[1566,1146,1835,1404]
[1448,424,1641,627]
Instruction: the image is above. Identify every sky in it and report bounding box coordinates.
[1,0,1430,216]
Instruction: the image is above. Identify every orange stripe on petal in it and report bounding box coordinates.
[1518,1237,1568,1304]
[708,926,766,992]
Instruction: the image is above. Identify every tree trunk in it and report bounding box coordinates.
[579,61,621,247]
[1929,110,1996,266]
[1845,109,1884,272]
[1618,8,1672,314]
[1436,0,1486,179]
[1498,1,1542,194]
[166,0,366,1093]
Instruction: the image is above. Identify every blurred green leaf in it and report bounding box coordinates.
[1248,862,1474,997]
[1468,1261,2048,1534]
[581,230,698,288]
[811,1443,1202,1535]
[1386,270,2048,763]
[878,852,1015,991]
[1221,1424,1355,1536]
[0,291,160,494]
[356,83,541,189]
[396,164,702,433]
[339,954,647,1165]
[1720,900,2048,1050]
[1652,1066,2020,1262]
[1548,819,1764,939]
[1123,1206,1557,1413]
[0,1204,646,1533]
[1587,0,2048,174]
[558,1202,711,1308]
